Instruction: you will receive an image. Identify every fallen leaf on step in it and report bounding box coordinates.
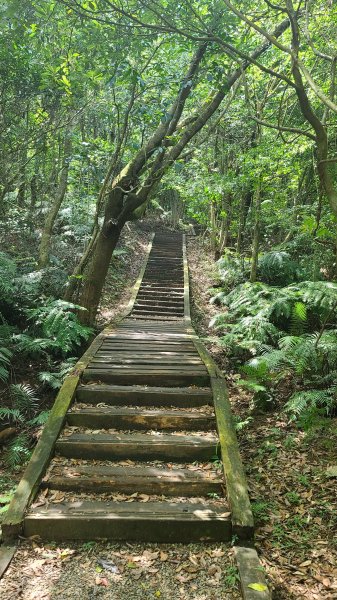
[139,494,150,502]
[176,574,197,583]
[210,548,225,558]
[95,576,109,587]
[248,582,268,591]
[97,558,119,574]
[143,550,159,560]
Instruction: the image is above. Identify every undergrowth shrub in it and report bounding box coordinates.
[14,299,92,357]
[214,251,250,293]
[0,384,50,467]
[211,279,337,424]
[258,251,300,286]
[39,357,77,389]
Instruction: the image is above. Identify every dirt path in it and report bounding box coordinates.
[0,540,240,599]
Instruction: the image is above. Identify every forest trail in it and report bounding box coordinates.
[3,234,253,546]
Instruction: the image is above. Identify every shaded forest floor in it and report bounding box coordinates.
[187,235,337,600]
[1,227,336,599]
[0,540,240,600]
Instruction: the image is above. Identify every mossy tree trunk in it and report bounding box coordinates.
[38,134,72,270]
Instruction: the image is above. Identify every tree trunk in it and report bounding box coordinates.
[38,134,72,269]
[221,193,232,251]
[250,180,261,283]
[237,190,253,253]
[78,188,124,324]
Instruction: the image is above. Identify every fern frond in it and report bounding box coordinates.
[13,334,57,356]
[0,407,22,422]
[10,384,39,416]
[28,410,50,426]
[290,302,307,335]
[26,299,92,355]
[0,346,12,381]
[285,387,336,419]
[3,433,31,468]
[209,313,230,330]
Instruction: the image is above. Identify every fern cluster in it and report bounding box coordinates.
[0,255,92,468]
[15,299,92,356]
[39,357,77,389]
[211,279,337,423]
[0,384,50,467]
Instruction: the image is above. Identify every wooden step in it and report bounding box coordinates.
[56,432,218,460]
[131,312,185,318]
[135,299,184,305]
[82,368,209,386]
[95,351,198,359]
[133,305,184,314]
[24,501,231,542]
[90,357,203,366]
[98,344,196,353]
[76,384,213,406]
[67,407,216,430]
[42,464,222,495]
[139,285,184,290]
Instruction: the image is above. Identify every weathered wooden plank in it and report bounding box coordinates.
[193,339,222,377]
[133,305,184,313]
[76,384,213,407]
[98,346,197,354]
[95,351,199,358]
[85,364,207,372]
[42,464,222,496]
[133,298,184,304]
[234,546,271,599]
[131,314,184,320]
[67,407,216,430]
[56,432,218,461]
[24,501,232,542]
[90,357,203,366]
[82,368,209,387]
[0,545,16,579]
[212,378,254,540]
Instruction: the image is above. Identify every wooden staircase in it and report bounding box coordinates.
[4,233,253,545]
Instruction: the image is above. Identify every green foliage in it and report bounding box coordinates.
[16,300,92,356]
[0,346,12,382]
[0,252,17,300]
[0,384,50,467]
[258,251,300,286]
[215,252,249,293]
[10,383,39,417]
[39,357,77,389]
[214,278,337,422]
[3,433,31,469]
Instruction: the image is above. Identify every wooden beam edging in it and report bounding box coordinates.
[192,339,254,540]
[211,377,254,539]
[0,544,16,580]
[234,545,271,600]
[120,233,155,320]
[182,234,191,324]
[1,332,106,542]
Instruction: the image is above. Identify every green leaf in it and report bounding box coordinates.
[248,582,268,591]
